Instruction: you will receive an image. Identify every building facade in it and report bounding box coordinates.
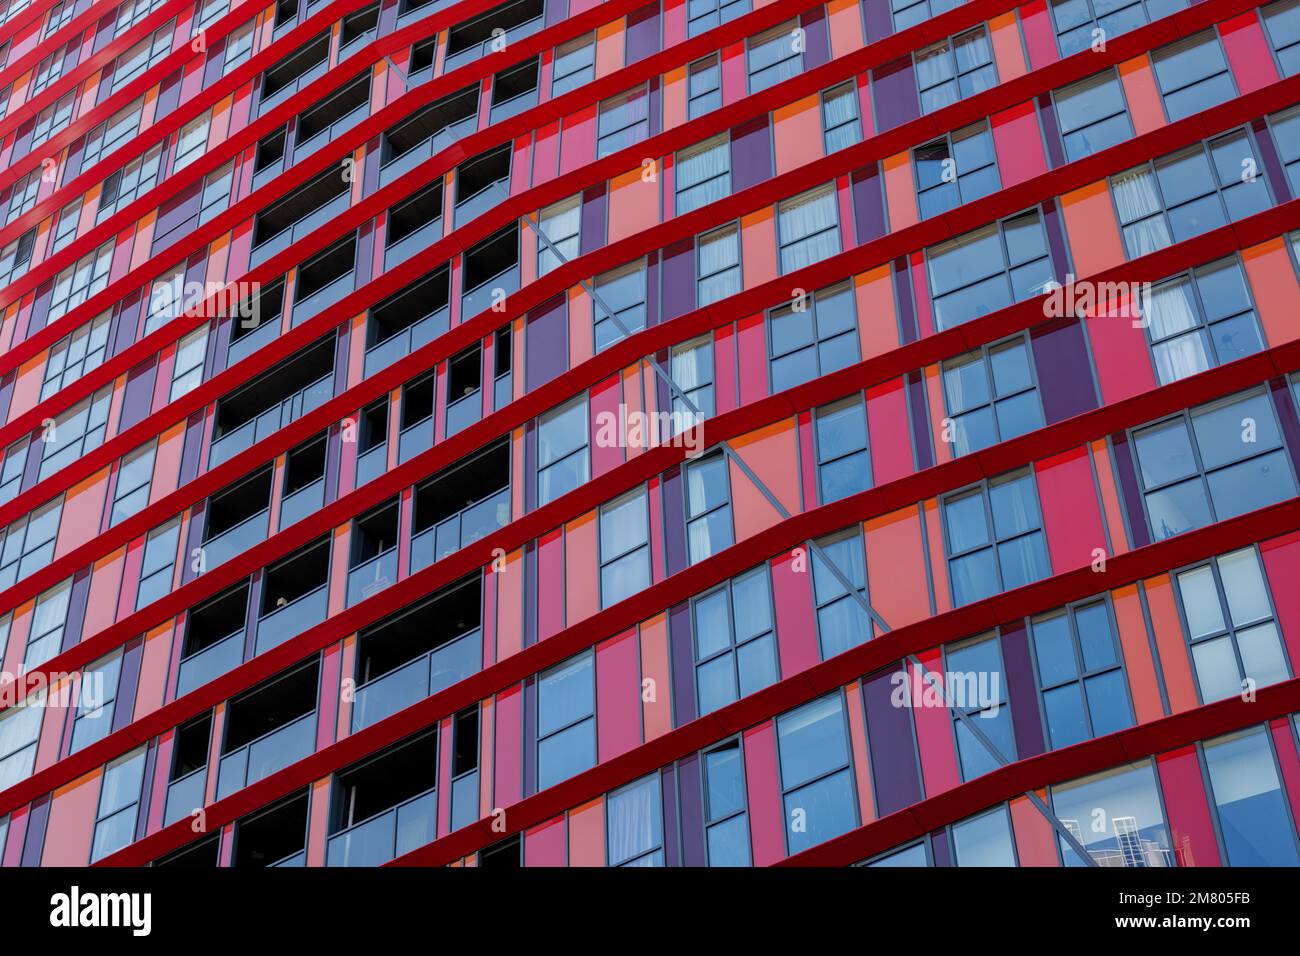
[0,0,1297,869]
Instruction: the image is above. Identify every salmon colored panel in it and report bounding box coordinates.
[608,167,661,244]
[622,363,646,459]
[1059,180,1125,277]
[54,468,110,559]
[989,12,1028,81]
[34,676,70,774]
[1144,575,1199,714]
[1220,12,1279,94]
[1260,529,1300,672]
[864,506,932,628]
[594,19,624,77]
[1009,790,1059,866]
[305,777,331,866]
[1242,237,1300,346]
[855,265,897,360]
[843,681,875,823]
[924,498,951,615]
[495,549,524,661]
[537,528,564,641]
[511,424,526,514]
[770,547,819,679]
[827,0,864,59]
[639,613,673,740]
[564,511,599,626]
[991,100,1047,188]
[865,377,912,485]
[1117,57,1166,137]
[728,419,799,539]
[40,769,100,866]
[1156,745,1222,867]
[82,550,125,640]
[132,622,174,720]
[3,600,30,681]
[910,652,961,797]
[740,207,778,291]
[1035,446,1104,575]
[773,95,825,176]
[1084,299,1157,404]
[743,722,785,865]
[494,684,523,809]
[663,65,687,131]
[736,313,768,407]
[589,375,623,478]
[150,421,187,504]
[925,365,952,466]
[478,696,494,813]
[567,797,605,866]
[524,815,567,866]
[1090,439,1131,555]
[596,627,642,761]
[337,636,357,738]
[882,151,918,232]
[8,354,42,423]
[326,525,350,616]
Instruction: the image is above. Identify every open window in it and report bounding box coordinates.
[411,439,509,571]
[327,730,438,866]
[365,265,451,376]
[216,657,319,799]
[177,581,249,696]
[202,467,273,569]
[445,344,482,436]
[234,790,310,867]
[257,537,330,654]
[347,500,399,605]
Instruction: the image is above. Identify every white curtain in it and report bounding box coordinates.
[608,775,661,864]
[539,199,580,275]
[822,86,857,128]
[1112,169,1172,256]
[672,341,710,392]
[915,44,954,90]
[1147,278,1209,382]
[699,227,739,275]
[954,28,992,72]
[678,138,729,190]
[779,187,839,271]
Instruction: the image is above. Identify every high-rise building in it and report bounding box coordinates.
[0,0,1297,871]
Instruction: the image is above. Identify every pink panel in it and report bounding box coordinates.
[537,528,565,641]
[909,251,934,338]
[1034,446,1105,576]
[736,313,768,407]
[1084,306,1157,404]
[991,101,1048,188]
[1156,745,1222,867]
[596,627,642,761]
[493,685,523,809]
[1020,0,1060,71]
[524,815,567,866]
[532,120,561,187]
[589,373,624,478]
[743,722,786,866]
[559,106,598,176]
[41,771,100,866]
[1268,718,1300,837]
[714,324,739,415]
[908,652,962,796]
[865,378,913,485]
[720,43,746,106]
[1220,12,1279,95]
[770,549,819,678]
[1260,530,1300,673]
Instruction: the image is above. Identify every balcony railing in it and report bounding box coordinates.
[379,115,476,188]
[325,788,436,867]
[225,316,280,368]
[453,177,509,229]
[255,584,328,656]
[258,55,329,116]
[269,849,307,867]
[351,628,481,731]
[443,4,545,73]
[163,766,208,826]
[445,387,481,437]
[397,414,433,464]
[461,265,518,319]
[488,86,538,125]
[215,711,316,800]
[292,264,356,327]
[209,373,334,467]
[410,489,509,574]
[493,371,512,411]
[384,215,443,270]
[293,97,370,164]
[201,508,270,570]
[450,769,479,832]
[345,547,398,607]
[363,305,449,378]
[250,188,349,268]
[279,476,325,530]
[355,443,387,487]
[176,628,245,697]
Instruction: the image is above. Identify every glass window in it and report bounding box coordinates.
[48,242,113,323]
[676,136,731,215]
[1131,389,1296,541]
[171,327,208,401]
[748,21,801,93]
[596,86,649,159]
[537,395,589,506]
[685,452,733,564]
[537,196,580,276]
[1175,547,1287,703]
[537,651,595,790]
[1151,31,1236,121]
[23,578,72,671]
[39,387,111,480]
[915,27,997,114]
[1030,600,1134,749]
[174,113,211,171]
[814,396,871,503]
[606,774,664,866]
[551,34,595,96]
[776,184,841,273]
[863,841,930,866]
[98,144,164,221]
[111,441,157,527]
[0,498,62,590]
[0,694,42,790]
[91,748,147,862]
[914,121,1000,218]
[941,335,1043,455]
[42,312,111,400]
[1141,257,1264,385]
[951,805,1017,865]
[1263,0,1300,76]
[670,336,715,424]
[768,282,859,391]
[111,22,173,93]
[1048,0,1187,58]
[891,0,963,32]
[776,693,857,854]
[599,488,650,607]
[6,169,39,225]
[821,83,861,153]
[592,259,647,351]
[811,529,872,659]
[137,519,181,610]
[71,651,124,754]
[942,469,1050,606]
[1054,70,1135,162]
[688,0,749,36]
[51,200,80,253]
[688,55,722,119]
[693,566,779,714]
[0,439,28,505]
[944,632,1015,779]
[927,211,1053,330]
[1268,104,1300,196]
[697,223,741,306]
[1049,760,1173,866]
[703,740,751,866]
[1203,726,1300,866]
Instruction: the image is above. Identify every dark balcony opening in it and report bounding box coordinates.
[455,144,511,207]
[155,834,220,867]
[297,73,369,143]
[171,713,213,781]
[215,336,335,437]
[387,181,443,247]
[253,168,348,247]
[205,467,273,539]
[381,85,478,164]
[231,276,285,343]
[495,327,511,377]
[358,400,388,454]
[400,0,445,16]
[261,32,329,100]
[479,833,521,867]
[341,3,379,44]
[233,790,310,866]
[182,583,249,657]
[222,657,319,754]
[261,537,330,615]
[350,500,398,566]
[401,373,435,431]
[355,574,480,683]
[273,0,298,28]
[284,433,326,496]
[367,266,449,347]
[447,345,481,401]
[462,224,518,294]
[446,0,544,58]
[254,129,287,173]
[410,35,437,73]
[413,439,508,535]
[295,233,356,301]
[329,729,438,833]
[491,56,538,107]
[452,706,478,777]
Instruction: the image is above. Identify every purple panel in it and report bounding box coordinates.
[729,117,773,193]
[544,0,568,28]
[133,742,158,842]
[645,252,660,328]
[851,164,887,245]
[1038,93,1067,169]
[523,419,537,515]
[862,670,923,815]
[181,501,205,585]
[20,797,49,868]
[871,57,919,132]
[1030,317,1099,424]
[152,182,202,256]
[579,184,607,257]
[177,410,205,487]
[523,294,568,392]
[669,602,695,727]
[243,570,263,661]
[354,223,374,287]
[523,541,537,649]
[1270,378,1300,477]
[111,291,143,357]
[676,753,707,866]
[647,75,661,138]
[999,621,1045,760]
[110,637,144,734]
[27,282,52,338]
[522,676,538,795]
[800,7,831,71]
[660,765,681,866]
[118,360,157,432]
[661,466,687,576]
[154,69,182,122]
[863,0,893,44]
[324,423,342,504]
[906,370,932,471]
[660,238,696,321]
[1041,198,1070,286]
[930,828,952,866]
[892,256,918,344]
[1109,433,1150,549]
[0,371,14,425]
[625,3,660,64]
[59,569,91,655]
[1255,117,1294,205]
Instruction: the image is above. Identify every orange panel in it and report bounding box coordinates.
[1059,180,1125,278]
[989,12,1028,81]
[54,467,110,559]
[882,151,918,232]
[150,421,187,504]
[1111,582,1165,724]
[639,612,672,741]
[740,206,778,291]
[854,264,897,359]
[772,95,825,176]
[1090,439,1130,555]
[305,777,332,867]
[1144,575,1199,714]
[607,167,661,244]
[728,418,800,540]
[863,506,933,628]
[82,550,125,641]
[1117,56,1165,137]
[1242,237,1300,346]
[567,797,605,866]
[564,511,599,625]
[41,769,101,866]
[827,0,864,59]
[594,19,624,78]
[663,65,687,131]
